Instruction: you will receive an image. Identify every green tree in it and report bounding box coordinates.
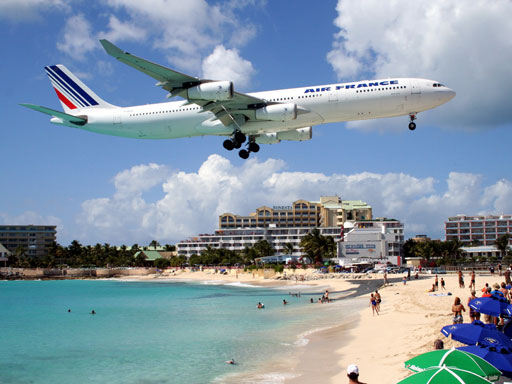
[164,244,176,251]
[300,228,336,264]
[254,240,275,257]
[149,240,160,250]
[283,242,295,255]
[154,258,171,269]
[496,234,510,260]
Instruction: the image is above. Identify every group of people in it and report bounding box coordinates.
[451,270,512,326]
[427,275,446,292]
[369,290,381,316]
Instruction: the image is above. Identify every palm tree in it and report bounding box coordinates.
[254,240,275,257]
[283,242,295,256]
[149,240,160,250]
[300,228,336,264]
[496,234,511,260]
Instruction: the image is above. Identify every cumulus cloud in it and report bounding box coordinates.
[202,45,255,89]
[56,14,97,58]
[0,0,68,21]
[327,0,512,130]
[98,15,147,43]
[76,155,512,245]
[101,0,259,72]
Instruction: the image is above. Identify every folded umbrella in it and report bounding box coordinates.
[441,321,512,349]
[404,348,501,381]
[458,344,512,378]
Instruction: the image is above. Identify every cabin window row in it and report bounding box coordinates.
[356,86,407,93]
[129,107,201,117]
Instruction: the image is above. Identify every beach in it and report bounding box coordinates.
[145,268,506,383]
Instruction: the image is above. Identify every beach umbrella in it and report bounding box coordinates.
[458,344,512,378]
[404,348,501,382]
[396,366,492,384]
[441,321,512,348]
[469,296,512,317]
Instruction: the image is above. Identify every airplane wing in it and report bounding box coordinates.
[100,39,268,127]
[20,103,87,126]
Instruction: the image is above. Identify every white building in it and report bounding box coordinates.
[461,245,503,260]
[176,226,342,258]
[336,219,404,266]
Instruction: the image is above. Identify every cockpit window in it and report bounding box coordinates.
[433,83,445,87]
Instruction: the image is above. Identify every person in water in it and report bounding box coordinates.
[225,358,235,364]
[283,299,288,305]
[91,310,96,315]
[257,302,264,309]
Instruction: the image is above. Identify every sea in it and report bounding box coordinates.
[0,279,366,384]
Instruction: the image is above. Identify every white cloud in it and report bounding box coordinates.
[56,14,97,59]
[102,0,259,72]
[0,0,68,21]
[327,0,512,130]
[76,156,512,245]
[98,15,147,43]
[202,45,255,89]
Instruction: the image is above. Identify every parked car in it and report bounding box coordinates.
[431,268,447,274]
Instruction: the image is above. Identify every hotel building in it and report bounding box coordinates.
[0,225,57,257]
[176,226,342,258]
[219,196,372,229]
[445,215,512,246]
[336,219,404,266]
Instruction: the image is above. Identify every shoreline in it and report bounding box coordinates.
[5,268,507,383]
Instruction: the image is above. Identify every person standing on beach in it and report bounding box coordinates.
[370,293,379,316]
[470,270,476,290]
[440,278,445,290]
[434,275,439,291]
[468,290,478,322]
[384,271,388,285]
[505,268,511,285]
[374,290,381,311]
[452,297,465,324]
[458,270,464,288]
[347,364,366,384]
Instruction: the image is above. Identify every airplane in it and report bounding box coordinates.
[22,39,455,159]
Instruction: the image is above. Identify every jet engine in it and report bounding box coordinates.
[187,81,234,101]
[255,103,297,121]
[255,127,312,144]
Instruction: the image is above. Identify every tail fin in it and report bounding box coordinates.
[44,64,116,113]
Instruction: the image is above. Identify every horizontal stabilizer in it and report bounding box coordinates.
[20,103,87,125]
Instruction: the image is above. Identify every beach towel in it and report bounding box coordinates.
[428,292,452,297]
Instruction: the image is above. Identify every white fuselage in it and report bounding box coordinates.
[53,78,455,139]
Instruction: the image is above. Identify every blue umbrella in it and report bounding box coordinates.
[441,321,512,348]
[469,296,512,317]
[458,344,512,378]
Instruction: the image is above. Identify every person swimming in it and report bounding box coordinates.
[91,310,96,315]
[257,302,265,309]
[225,358,235,364]
[283,299,288,305]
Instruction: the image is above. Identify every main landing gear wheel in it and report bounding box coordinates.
[223,139,235,150]
[234,131,246,144]
[248,142,260,153]
[239,149,250,159]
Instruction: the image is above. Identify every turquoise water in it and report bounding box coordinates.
[0,279,349,384]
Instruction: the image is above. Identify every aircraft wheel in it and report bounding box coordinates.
[248,142,260,153]
[223,139,235,150]
[239,149,250,159]
[408,122,416,131]
[234,131,246,144]
[234,141,242,149]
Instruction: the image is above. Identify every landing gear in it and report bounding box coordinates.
[223,131,246,151]
[222,130,260,159]
[408,114,417,131]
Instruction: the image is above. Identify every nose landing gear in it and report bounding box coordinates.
[408,114,417,131]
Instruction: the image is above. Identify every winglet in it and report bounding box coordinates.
[99,39,125,59]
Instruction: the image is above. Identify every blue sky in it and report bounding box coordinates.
[1,0,511,246]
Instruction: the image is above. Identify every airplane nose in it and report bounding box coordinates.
[445,88,456,102]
